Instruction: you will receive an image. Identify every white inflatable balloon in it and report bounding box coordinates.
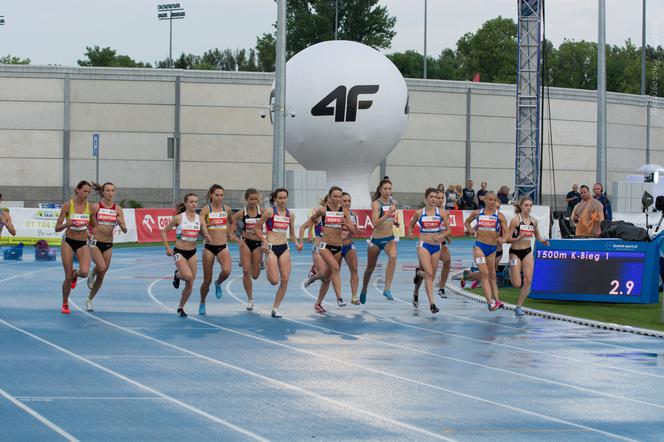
[284,40,408,209]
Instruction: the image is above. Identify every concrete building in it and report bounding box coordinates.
[1,65,662,208]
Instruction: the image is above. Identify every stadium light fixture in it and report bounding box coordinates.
[157,3,185,68]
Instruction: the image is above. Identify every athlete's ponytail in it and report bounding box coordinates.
[373,178,392,201]
[319,195,328,206]
[269,188,289,205]
[175,193,198,214]
[206,184,224,202]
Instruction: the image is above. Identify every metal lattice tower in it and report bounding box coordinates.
[515,0,542,203]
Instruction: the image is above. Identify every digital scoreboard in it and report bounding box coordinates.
[530,239,662,304]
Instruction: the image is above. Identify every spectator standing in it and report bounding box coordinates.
[497,186,510,204]
[593,183,612,222]
[572,185,604,237]
[461,180,476,210]
[477,182,488,209]
[565,184,581,215]
[445,183,458,210]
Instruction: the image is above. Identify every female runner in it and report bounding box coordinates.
[231,188,263,311]
[359,178,400,304]
[310,187,356,313]
[84,182,128,311]
[0,193,16,239]
[254,188,302,318]
[463,192,508,311]
[160,193,211,317]
[198,184,234,315]
[413,189,452,300]
[340,192,360,305]
[54,181,95,314]
[408,188,449,313]
[299,196,328,289]
[505,197,549,315]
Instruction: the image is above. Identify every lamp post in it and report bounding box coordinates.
[423,0,428,79]
[272,0,287,190]
[157,3,185,68]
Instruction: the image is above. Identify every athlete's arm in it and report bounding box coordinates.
[2,210,16,236]
[200,218,212,244]
[407,209,420,240]
[504,217,519,243]
[463,210,478,236]
[298,217,311,242]
[116,206,128,234]
[534,219,550,246]
[225,205,236,242]
[370,201,386,227]
[390,200,400,227]
[289,212,302,251]
[440,211,452,242]
[231,209,245,242]
[55,201,71,233]
[342,208,358,234]
[253,208,272,244]
[497,213,508,244]
[160,214,179,256]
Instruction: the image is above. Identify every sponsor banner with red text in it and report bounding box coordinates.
[134,208,176,243]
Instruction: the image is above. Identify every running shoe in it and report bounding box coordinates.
[271,309,282,318]
[494,300,505,310]
[314,303,326,314]
[359,291,367,304]
[61,304,70,315]
[199,303,206,315]
[413,266,423,285]
[214,281,223,299]
[304,273,316,288]
[430,303,440,314]
[172,270,180,289]
[514,306,525,316]
[488,301,498,312]
[438,288,447,298]
[460,279,466,288]
[86,268,96,290]
[412,294,419,308]
[470,280,479,289]
[382,290,393,301]
[351,294,360,305]
[71,270,78,289]
[337,298,346,307]
[177,308,187,317]
[246,300,254,311]
[85,297,93,312]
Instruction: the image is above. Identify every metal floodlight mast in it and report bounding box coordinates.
[514,0,542,204]
[157,3,185,68]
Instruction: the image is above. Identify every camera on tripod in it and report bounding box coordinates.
[643,191,664,233]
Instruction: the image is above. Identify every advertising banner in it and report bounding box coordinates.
[134,208,177,243]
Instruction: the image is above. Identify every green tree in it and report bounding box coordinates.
[455,16,517,83]
[0,55,31,64]
[256,33,276,71]
[78,46,151,67]
[548,40,597,90]
[255,0,396,64]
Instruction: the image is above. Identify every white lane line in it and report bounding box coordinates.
[18,396,164,401]
[0,266,61,284]
[0,386,79,441]
[152,277,633,442]
[283,280,664,410]
[0,318,269,442]
[75,276,458,442]
[369,277,664,380]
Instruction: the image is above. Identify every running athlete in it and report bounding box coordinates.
[54,181,95,314]
[505,197,549,316]
[310,187,357,313]
[198,184,235,315]
[0,193,17,239]
[359,178,400,304]
[461,199,504,289]
[253,188,303,318]
[231,188,263,311]
[407,188,449,313]
[463,192,508,311]
[84,182,128,311]
[414,189,452,299]
[340,192,360,305]
[299,196,329,289]
[160,193,211,317]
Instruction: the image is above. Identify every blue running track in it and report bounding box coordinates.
[1,239,663,441]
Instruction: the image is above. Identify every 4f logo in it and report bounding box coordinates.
[311,85,379,122]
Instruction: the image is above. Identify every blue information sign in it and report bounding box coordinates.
[530,236,664,304]
[92,133,100,157]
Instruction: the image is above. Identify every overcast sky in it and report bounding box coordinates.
[1,1,662,66]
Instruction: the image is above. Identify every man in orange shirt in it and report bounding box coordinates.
[571,185,604,237]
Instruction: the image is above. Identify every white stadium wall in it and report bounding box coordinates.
[1,65,663,208]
